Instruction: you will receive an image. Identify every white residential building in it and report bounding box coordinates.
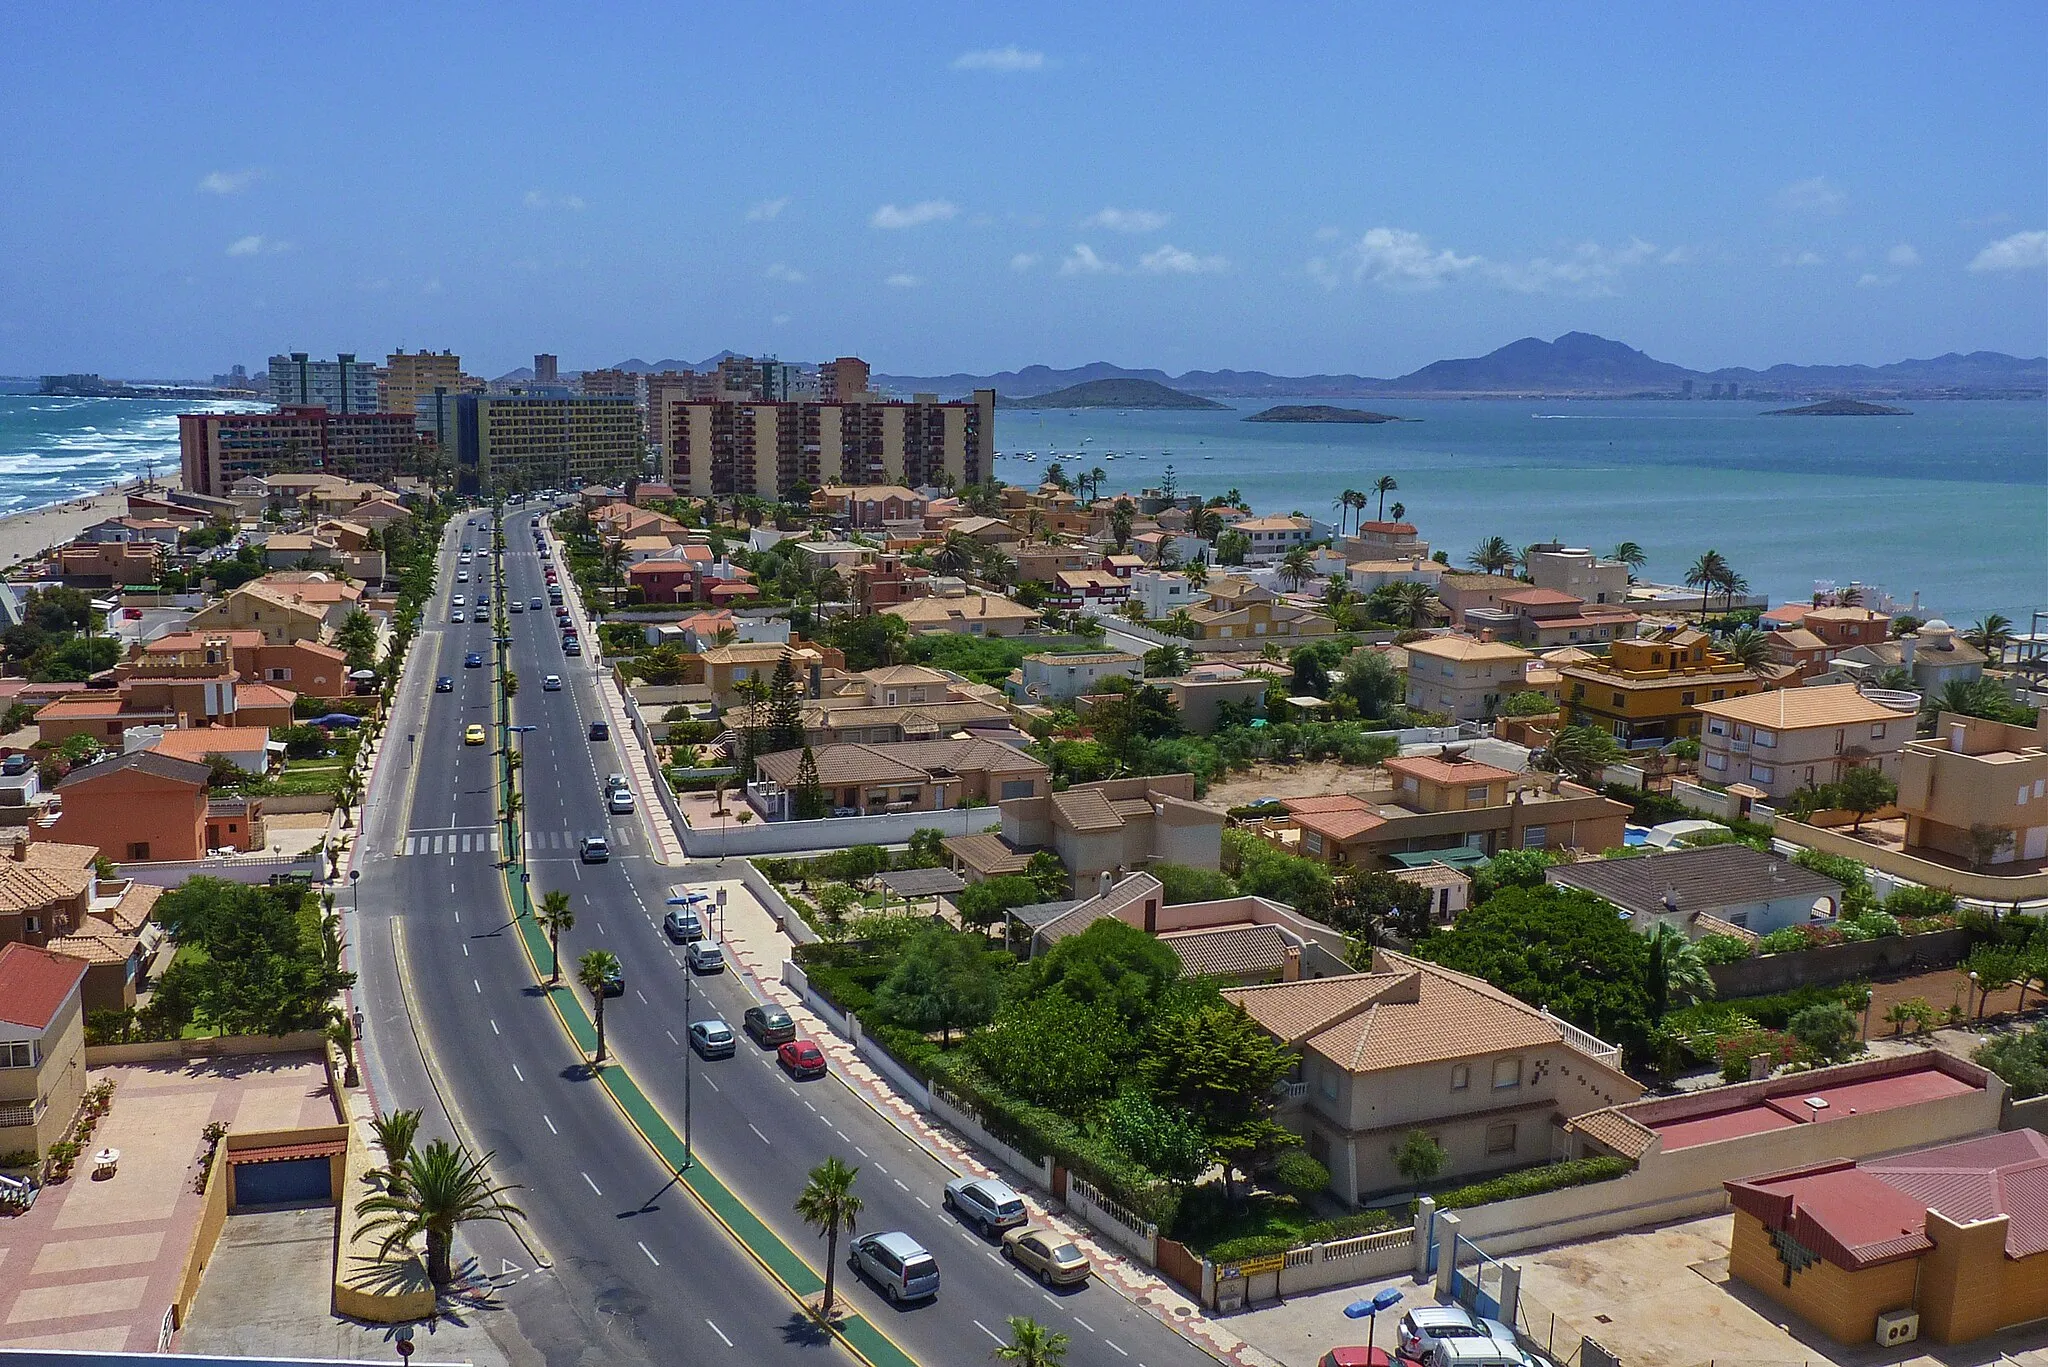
[1131,569,1204,620]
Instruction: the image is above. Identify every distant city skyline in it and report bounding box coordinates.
[2,3,2042,379]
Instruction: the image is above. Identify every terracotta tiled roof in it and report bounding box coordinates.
[46,916,138,966]
[149,726,273,761]
[101,881,164,934]
[234,683,297,710]
[1383,755,1517,787]
[1564,1108,1659,1160]
[57,750,211,790]
[1223,973,1407,1045]
[0,941,88,1030]
[1697,682,1914,730]
[940,832,1036,876]
[1161,924,1292,979]
[0,861,93,913]
[1292,807,1387,843]
[1049,787,1123,833]
[1403,634,1534,663]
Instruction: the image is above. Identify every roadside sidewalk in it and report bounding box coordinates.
[696,867,1288,1367]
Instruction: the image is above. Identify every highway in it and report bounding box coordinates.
[355,501,1224,1367]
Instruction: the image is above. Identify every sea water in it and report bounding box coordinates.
[995,398,2047,625]
[0,393,263,514]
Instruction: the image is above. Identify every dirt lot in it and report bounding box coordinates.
[1203,761,1377,810]
[1859,965,2037,1039]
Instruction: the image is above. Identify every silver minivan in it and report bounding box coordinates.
[850,1231,940,1303]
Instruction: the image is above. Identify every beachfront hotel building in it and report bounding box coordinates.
[659,390,994,501]
[443,393,644,494]
[179,406,417,497]
[267,352,380,413]
[381,350,472,424]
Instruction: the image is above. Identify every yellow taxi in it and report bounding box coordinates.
[463,724,487,746]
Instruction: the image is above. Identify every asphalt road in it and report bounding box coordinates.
[359,502,1223,1367]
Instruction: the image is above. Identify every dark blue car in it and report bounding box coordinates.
[464,652,484,668]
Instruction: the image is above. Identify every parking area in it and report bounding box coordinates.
[0,1053,333,1354]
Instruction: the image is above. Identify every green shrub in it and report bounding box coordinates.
[1839,911,1902,941]
[1695,933,1754,965]
[1881,884,1959,920]
[1755,926,1809,955]
[1433,1157,1632,1210]
[1271,1149,1332,1199]
[1975,1026,2048,1100]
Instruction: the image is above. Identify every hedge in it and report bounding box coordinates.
[1433,1156,1633,1211]
[1207,1209,1401,1263]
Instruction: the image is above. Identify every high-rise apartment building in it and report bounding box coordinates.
[533,354,559,386]
[447,394,643,494]
[267,353,381,413]
[383,350,467,426]
[179,406,418,496]
[578,368,639,399]
[819,357,872,402]
[660,390,993,500]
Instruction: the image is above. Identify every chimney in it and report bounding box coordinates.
[1477,628,1493,643]
[1144,898,1159,934]
[1899,632,1917,668]
[1282,944,1302,982]
[1098,870,1113,900]
[11,835,27,862]
[1950,723,1966,753]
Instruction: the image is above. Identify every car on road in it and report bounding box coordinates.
[943,1176,1028,1235]
[1002,1225,1091,1287]
[662,906,704,942]
[531,517,540,528]
[778,1038,827,1079]
[463,724,486,745]
[464,652,484,668]
[457,570,469,582]
[743,1005,795,1046]
[452,594,466,606]
[509,600,523,613]
[608,788,635,814]
[563,637,581,655]
[579,836,610,863]
[684,938,725,974]
[449,609,465,623]
[528,597,543,610]
[596,963,624,998]
[476,590,489,605]
[1396,1307,1487,1363]
[435,676,453,692]
[588,721,609,741]
[687,1018,736,1059]
[542,674,562,691]
[849,1231,939,1304]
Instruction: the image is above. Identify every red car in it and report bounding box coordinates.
[1318,1352,1392,1367]
[778,1039,827,1078]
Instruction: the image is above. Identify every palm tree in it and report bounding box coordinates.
[1388,501,1405,522]
[1371,475,1399,521]
[995,1316,1071,1366]
[1645,923,1716,1022]
[1108,503,1135,552]
[1087,467,1107,503]
[370,1108,421,1190]
[934,531,979,578]
[577,949,621,1066]
[1163,608,1200,640]
[978,548,1018,590]
[1386,580,1441,630]
[355,1138,525,1288]
[1548,724,1624,784]
[1221,487,1244,508]
[1279,546,1316,592]
[1685,550,1729,621]
[1466,536,1516,575]
[794,1156,863,1322]
[1333,489,1361,537]
[1720,625,1770,670]
[1611,541,1647,581]
[1183,558,1209,589]
[1966,613,2013,658]
[1717,568,1749,614]
[537,891,575,985]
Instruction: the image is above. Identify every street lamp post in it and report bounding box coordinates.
[349,868,360,917]
[667,895,699,1170]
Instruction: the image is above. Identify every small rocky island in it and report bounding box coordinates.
[1244,405,1415,423]
[1763,398,1912,416]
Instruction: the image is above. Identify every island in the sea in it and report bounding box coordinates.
[1001,378,1228,410]
[1244,404,1415,423]
[1763,398,1912,416]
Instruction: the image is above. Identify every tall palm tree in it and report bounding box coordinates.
[1387,580,1441,630]
[1720,625,1770,670]
[996,1316,1071,1366]
[370,1108,422,1191]
[978,548,1018,590]
[1163,608,1200,640]
[1610,541,1647,580]
[1087,467,1107,503]
[577,949,621,1066]
[1717,568,1749,614]
[537,891,575,985]
[1371,475,1399,521]
[1966,613,2013,657]
[355,1138,525,1288]
[1548,724,1624,784]
[1108,503,1135,552]
[1388,501,1405,522]
[1279,546,1316,591]
[934,531,979,577]
[794,1156,863,1321]
[1466,536,1517,575]
[1183,557,1209,589]
[1684,550,1729,621]
[1645,923,1716,1023]
[1331,491,1355,538]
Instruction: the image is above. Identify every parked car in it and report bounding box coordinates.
[0,753,30,776]
[687,1018,736,1059]
[463,724,486,745]
[944,1176,1028,1235]
[849,1231,940,1304]
[778,1038,827,1079]
[579,836,610,863]
[563,637,581,655]
[1396,1307,1487,1363]
[608,788,635,815]
[1317,1351,1394,1367]
[662,906,704,942]
[1423,1339,1525,1367]
[1001,1225,1091,1286]
[435,676,454,692]
[589,721,609,741]
[743,1004,795,1046]
[684,938,725,974]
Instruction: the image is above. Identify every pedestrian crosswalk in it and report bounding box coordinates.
[397,826,633,857]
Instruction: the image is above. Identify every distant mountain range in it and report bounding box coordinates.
[494,352,741,382]
[1001,379,1227,410]
[875,333,2047,401]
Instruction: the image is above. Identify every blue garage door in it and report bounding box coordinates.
[232,1157,332,1207]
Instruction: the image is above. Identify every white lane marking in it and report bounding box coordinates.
[1042,1292,1057,1307]
[472,979,480,994]
[705,1320,733,1348]
[1073,1315,1095,1333]
[835,1130,848,1142]
[489,1019,500,1036]
[855,1145,869,1158]
[581,1171,602,1195]
[915,1196,930,1209]
[749,1123,771,1145]
[974,1320,1004,1346]
[702,1075,719,1093]
[874,1162,888,1175]
[893,1178,908,1192]
[1107,1342,1128,1357]
[543,1114,557,1134]
[664,1030,678,1045]
[462,944,469,957]
[638,1241,659,1266]
[452,909,460,923]
[635,990,647,1004]
[802,1099,816,1112]
[512,1063,524,1082]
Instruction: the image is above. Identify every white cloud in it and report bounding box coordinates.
[1659,245,1696,265]
[885,273,922,288]
[952,46,1044,71]
[764,262,806,283]
[523,190,586,211]
[1777,249,1827,268]
[199,169,260,195]
[1777,176,1847,215]
[772,313,791,325]
[746,196,790,222]
[1887,243,1920,267]
[226,235,291,257]
[1059,244,1116,275]
[871,200,959,230]
[1083,207,1170,234]
[1968,229,2048,272]
[1009,253,1041,272]
[1340,228,1481,288]
[422,277,444,295]
[1857,272,1896,289]
[1316,228,1679,295]
[1139,243,1227,275]
[1313,226,1343,242]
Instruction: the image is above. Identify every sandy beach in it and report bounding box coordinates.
[0,475,183,575]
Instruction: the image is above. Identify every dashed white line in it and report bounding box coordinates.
[543,1114,557,1134]
[749,1123,771,1145]
[489,1019,500,1036]
[702,1075,719,1093]
[855,1145,869,1158]
[874,1162,888,1175]
[462,943,470,957]
[1106,1341,1128,1357]
[835,1129,849,1142]
[511,1063,524,1082]
[1072,1315,1096,1333]
[893,1178,908,1191]
[705,1320,733,1348]
[638,1241,659,1266]
[472,979,480,994]
[974,1320,1004,1345]
[665,1030,679,1045]
[915,1196,930,1208]
[636,990,648,1004]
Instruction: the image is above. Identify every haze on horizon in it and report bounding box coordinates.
[2,1,2043,381]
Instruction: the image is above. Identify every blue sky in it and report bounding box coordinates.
[2,2,2043,379]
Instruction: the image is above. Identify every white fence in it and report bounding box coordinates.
[1669,779,1742,822]
[680,804,998,857]
[931,1085,1055,1190]
[1067,1175,1158,1266]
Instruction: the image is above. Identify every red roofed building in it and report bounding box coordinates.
[1725,1128,2048,1345]
[0,941,90,1158]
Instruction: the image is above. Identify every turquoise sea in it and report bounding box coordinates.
[994,398,2047,627]
[0,392,263,516]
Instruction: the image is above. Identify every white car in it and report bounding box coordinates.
[608,787,635,814]
[684,938,725,973]
[449,608,465,623]
[943,1176,1028,1235]
[542,674,562,691]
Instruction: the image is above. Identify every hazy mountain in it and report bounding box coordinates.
[1001,378,1228,410]
[877,333,2046,400]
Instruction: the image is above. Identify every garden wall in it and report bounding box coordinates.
[931,1084,1055,1191]
[741,861,819,945]
[1780,818,2048,903]
[2006,1093,2048,1133]
[117,857,322,888]
[86,1033,326,1067]
[1705,927,1971,998]
[680,803,996,857]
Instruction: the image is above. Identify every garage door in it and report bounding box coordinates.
[232,1157,332,1208]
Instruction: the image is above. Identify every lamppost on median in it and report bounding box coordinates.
[665,894,700,1171]
[349,868,360,917]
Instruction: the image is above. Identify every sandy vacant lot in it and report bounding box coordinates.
[1204,760,1376,810]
